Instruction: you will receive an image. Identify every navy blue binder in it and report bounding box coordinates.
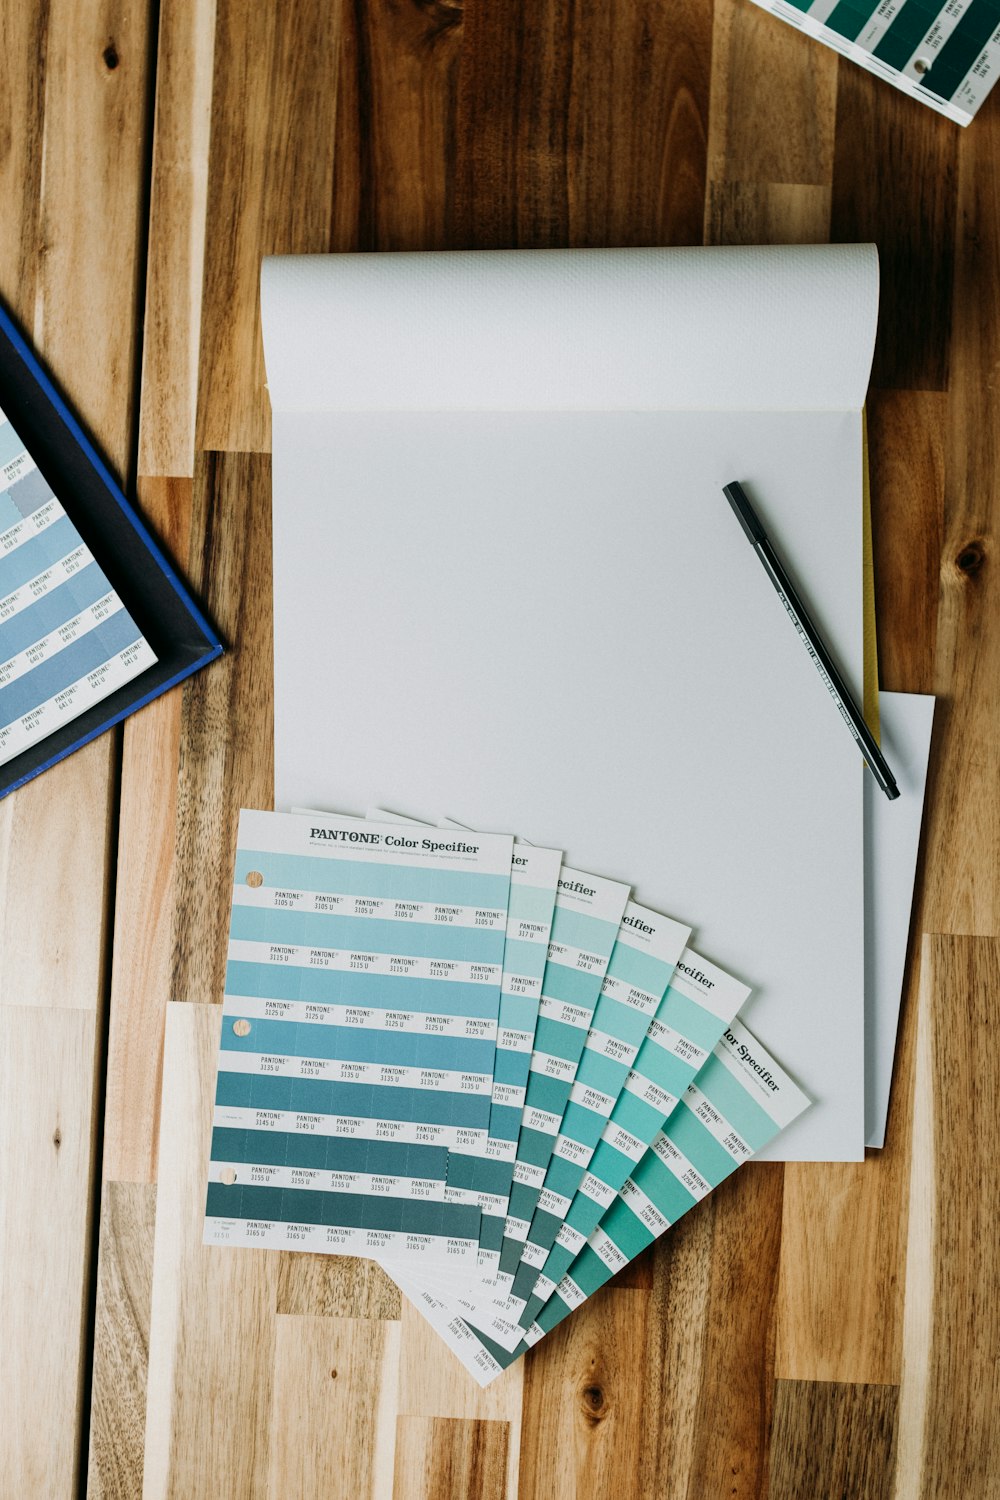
[0,300,222,798]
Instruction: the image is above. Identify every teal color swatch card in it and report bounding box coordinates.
[443,839,563,1274]
[494,900,690,1342]
[518,948,748,1330]
[204,809,512,1269]
[361,809,564,1286]
[750,0,1000,126]
[391,1016,808,1383]
[468,866,629,1339]
[526,1017,809,1341]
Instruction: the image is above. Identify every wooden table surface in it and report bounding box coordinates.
[1,1,998,1497]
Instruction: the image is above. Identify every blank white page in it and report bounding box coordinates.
[269,405,865,1160]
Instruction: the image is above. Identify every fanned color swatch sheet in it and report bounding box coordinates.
[204,810,513,1268]
[205,808,812,1382]
[0,403,156,765]
[751,0,1000,123]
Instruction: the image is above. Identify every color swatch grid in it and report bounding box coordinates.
[753,0,1000,122]
[204,809,810,1384]
[0,404,156,766]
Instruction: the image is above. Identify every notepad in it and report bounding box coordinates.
[261,246,879,1161]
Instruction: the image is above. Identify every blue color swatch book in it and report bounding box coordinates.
[0,301,221,797]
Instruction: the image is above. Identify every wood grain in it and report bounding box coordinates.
[138,0,218,479]
[0,1007,99,1496]
[397,1300,524,1500]
[769,1380,898,1500]
[87,1182,158,1500]
[0,742,115,1010]
[394,1416,510,1500]
[632,1209,716,1499]
[0,3,152,1494]
[894,935,1000,1498]
[269,1313,400,1500]
[143,1002,279,1499]
[706,181,831,247]
[519,1285,651,1500]
[561,0,711,248]
[103,476,194,1183]
[171,451,273,1006]
[451,0,710,249]
[277,1249,402,1321]
[866,391,946,696]
[921,94,1000,939]
[706,0,837,189]
[682,1167,785,1500]
[831,66,959,393]
[196,1,342,454]
[777,1150,910,1385]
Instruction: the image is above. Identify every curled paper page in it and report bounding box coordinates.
[261,244,879,415]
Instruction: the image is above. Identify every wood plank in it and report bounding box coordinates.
[706,0,837,190]
[350,0,462,252]
[103,478,193,1181]
[268,1313,400,1500]
[138,0,218,479]
[87,1181,158,1500]
[518,1286,650,1500]
[776,910,925,1385]
[0,0,152,1016]
[0,1,47,312]
[894,935,1000,1498]
[769,1380,898,1500]
[277,1249,402,1321]
[451,0,711,249]
[831,65,959,393]
[143,1001,279,1499]
[171,451,273,1007]
[397,1300,524,1500]
[633,1205,716,1500]
[776,1153,910,1385]
[771,396,945,1394]
[681,1166,784,1499]
[397,1300,524,1424]
[394,1416,510,1500]
[562,0,711,248]
[705,181,830,246]
[448,0,571,249]
[0,1006,99,1495]
[0,741,116,1009]
[196,1,341,454]
[921,98,1000,938]
[866,391,946,696]
[0,6,152,1496]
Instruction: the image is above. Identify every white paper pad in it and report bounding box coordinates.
[261,245,880,1161]
[865,690,935,1149]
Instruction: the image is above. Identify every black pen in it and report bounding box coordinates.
[723,480,899,801]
